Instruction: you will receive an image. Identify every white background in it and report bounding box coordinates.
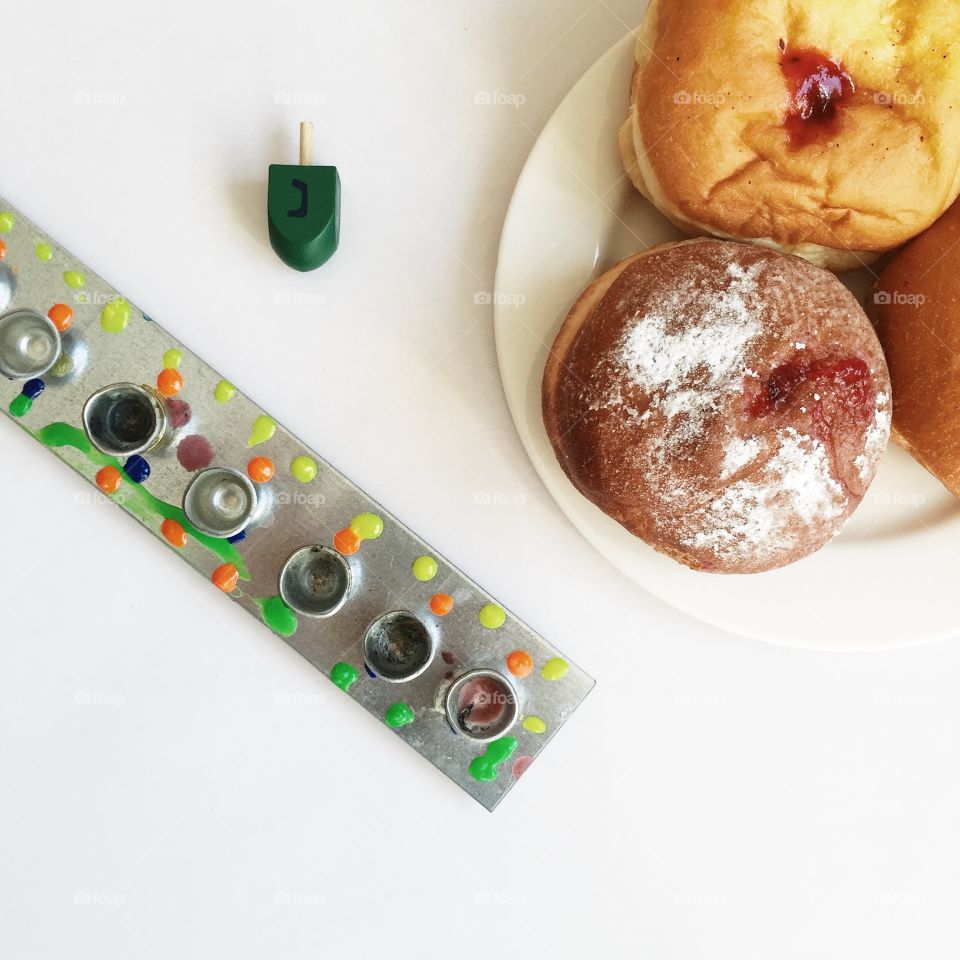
[2,2,958,957]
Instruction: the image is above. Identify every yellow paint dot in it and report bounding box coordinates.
[214,379,236,403]
[351,513,384,540]
[522,716,547,734]
[63,270,85,289]
[412,556,438,581]
[100,298,131,333]
[541,658,569,681]
[247,414,276,447]
[163,348,182,369]
[479,604,506,629]
[35,242,52,261]
[50,354,75,378]
[0,212,14,232]
[290,455,317,483]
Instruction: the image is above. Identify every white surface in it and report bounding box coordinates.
[495,30,960,650]
[1,3,959,958]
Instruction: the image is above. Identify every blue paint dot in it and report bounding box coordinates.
[123,455,150,484]
[364,664,376,678]
[22,378,45,400]
[227,530,247,544]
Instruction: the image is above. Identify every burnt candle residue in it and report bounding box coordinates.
[780,45,855,147]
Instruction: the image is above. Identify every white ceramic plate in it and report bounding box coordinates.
[494,29,960,650]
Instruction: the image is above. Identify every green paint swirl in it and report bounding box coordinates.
[256,595,298,637]
[36,422,248,578]
[468,736,518,782]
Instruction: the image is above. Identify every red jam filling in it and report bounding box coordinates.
[780,45,855,147]
[748,355,874,439]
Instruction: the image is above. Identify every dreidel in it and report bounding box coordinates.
[268,122,340,271]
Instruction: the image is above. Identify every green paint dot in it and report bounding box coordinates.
[468,736,518,782]
[350,513,383,540]
[385,702,415,728]
[541,657,568,681]
[9,394,32,418]
[50,354,75,378]
[256,595,298,637]
[100,298,130,333]
[523,716,547,734]
[290,455,317,483]
[0,211,13,233]
[479,604,506,629]
[35,242,52,262]
[163,348,182,369]
[331,662,359,692]
[63,270,85,289]
[412,555,438,581]
[214,379,236,403]
[247,414,276,447]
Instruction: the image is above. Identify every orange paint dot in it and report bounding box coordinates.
[333,527,361,555]
[47,303,73,332]
[161,518,188,548]
[95,466,122,494]
[156,367,184,397]
[430,593,454,616]
[212,563,239,592]
[506,650,533,678]
[0,240,6,260]
[246,456,275,483]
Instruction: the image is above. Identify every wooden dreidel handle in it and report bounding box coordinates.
[268,122,341,272]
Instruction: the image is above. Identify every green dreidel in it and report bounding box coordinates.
[268,122,340,271]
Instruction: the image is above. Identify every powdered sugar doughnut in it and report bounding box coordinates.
[542,239,891,574]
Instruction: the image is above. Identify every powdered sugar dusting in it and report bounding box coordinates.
[854,392,891,481]
[681,428,846,562]
[616,261,764,446]
[721,437,762,479]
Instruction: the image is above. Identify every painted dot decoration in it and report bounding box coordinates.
[479,604,506,629]
[161,518,188,548]
[331,662,359,692]
[247,456,275,483]
[212,563,239,593]
[541,657,569,681]
[163,348,182,369]
[123,455,150,484]
[9,394,31,418]
[177,434,213,471]
[506,650,533,678]
[35,242,52,262]
[385,702,415,728]
[63,270,85,289]
[468,736,518,782]
[22,378,45,400]
[257,595,298,637]
[522,716,547,735]
[100,297,130,333]
[0,211,13,232]
[247,414,276,447]
[48,303,73,332]
[290,455,317,483]
[412,555,438,582]
[0,240,6,259]
[156,368,183,397]
[350,513,383,541]
[167,398,192,428]
[333,528,361,555]
[512,756,534,779]
[50,354,75,378]
[95,465,122,494]
[430,593,453,617]
[214,379,236,403]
